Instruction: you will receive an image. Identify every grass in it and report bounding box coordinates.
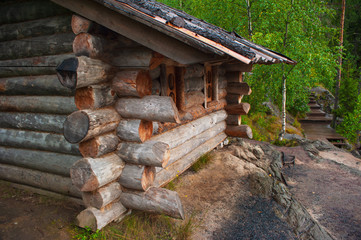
[271,138,299,147]
[191,152,212,172]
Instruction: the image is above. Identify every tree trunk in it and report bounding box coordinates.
[118,164,155,191]
[116,119,153,142]
[79,133,120,158]
[64,108,121,143]
[225,125,253,139]
[246,0,253,39]
[70,153,125,191]
[75,84,117,110]
[116,141,170,168]
[82,182,122,209]
[119,187,184,219]
[227,82,252,95]
[111,70,152,98]
[225,103,251,115]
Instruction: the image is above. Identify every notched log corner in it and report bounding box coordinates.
[56,57,78,89]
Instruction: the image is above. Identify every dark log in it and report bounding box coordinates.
[112,70,152,98]
[0,96,77,114]
[150,67,161,80]
[218,75,228,89]
[0,33,74,61]
[115,96,181,123]
[226,94,243,104]
[150,110,227,148]
[79,133,119,158]
[225,125,253,139]
[0,112,66,134]
[155,132,226,187]
[226,115,242,126]
[76,201,128,230]
[184,64,204,79]
[71,15,93,34]
[0,54,75,78]
[116,119,153,142]
[0,0,70,24]
[0,146,79,176]
[82,182,122,209]
[56,56,112,89]
[70,153,125,191]
[218,88,227,99]
[225,71,243,83]
[118,164,155,191]
[0,75,74,96]
[64,108,121,143]
[0,128,80,155]
[184,77,204,92]
[184,91,205,109]
[152,78,161,96]
[227,82,252,95]
[0,15,72,42]
[116,141,170,168]
[75,84,117,110]
[0,163,80,197]
[223,63,253,72]
[120,187,184,219]
[225,103,251,115]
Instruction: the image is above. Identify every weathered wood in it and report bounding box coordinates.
[0,128,80,155]
[76,201,127,231]
[152,78,161,96]
[205,99,227,113]
[0,53,74,78]
[184,91,205,109]
[71,15,93,34]
[0,146,79,177]
[116,141,170,168]
[64,108,121,143]
[179,105,207,122]
[184,77,204,92]
[0,0,70,24]
[75,84,117,110]
[0,163,81,197]
[223,63,253,72]
[0,75,74,96]
[56,56,112,89]
[72,33,106,58]
[150,110,227,149]
[0,96,77,114]
[184,64,204,79]
[112,70,152,98]
[115,96,181,123]
[225,125,253,139]
[218,88,227,99]
[167,121,226,166]
[116,119,153,143]
[120,187,184,219]
[70,153,125,191]
[0,15,72,42]
[0,33,74,61]
[226,115,242,126]
[218,75,228,89]
[150,67,161,80]
[82,182,122,209]
[225,103,251,115]
[0,112,66,134]
[155,132,226,187]
[225,71,243,83]
[118,164,155,191]
[227,82,252,95]
[110,47,157,68]
[226,94,243,104]
[79,133,120,158]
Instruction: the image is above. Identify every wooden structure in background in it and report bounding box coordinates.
[0,0,295,231]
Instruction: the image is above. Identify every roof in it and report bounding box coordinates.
[92,0,296,65]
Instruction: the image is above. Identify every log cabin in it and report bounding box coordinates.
[0,0,296,230]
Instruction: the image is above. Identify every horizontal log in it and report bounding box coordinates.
[72,32,108,58]
[150,67,161,80]
[225,125,253,139]
[155,132,227,187]
[64,108,120,143]
[116,119,153,142]
[76,201,128,231]
[225,103,251,115]
[225,71,243,83]
[150,110,227,149]
[179,105,207,122]
[116,141,170,168]
[75,84,117,110]
[0,75,74,96]
[226,115,242,126]
[0,146,79,176]
[227,82,252,95]
[205,99,227,113]
[184,91,205,109]
[112,70,151,98]
[184,77,204,92]
[115,96,181,123]
[111,47,157,68]
[0,128,80,155]
[223,63,253,72]
[82,182,122,209]
[0,163,81,197]
[118,164,155,191]
[0,33,74,61]
[0,53,74,78]
[0,15,72,42]
[56,56,112,89]
[0,112,66,134]
[79,133,120,158]
[218,75,228,89]
[120,187,184,219]
[218,88,227,99]
[184,64,204,79]
[226,94,243,104]
[70,153,125,191]
[0,96,77,114]
[0,0,70,24]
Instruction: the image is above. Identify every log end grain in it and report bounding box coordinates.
[56,57,78,89]
[153,142,170,168]
[139,120,153,142]
[142,166,156,191]
[73,33,102,58]
[71,15,93,35]
[70,159,98,192]
[64,111,89,143]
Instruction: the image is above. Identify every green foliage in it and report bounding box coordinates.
[191,152,212,172]
[337,94,361,144]
[271,139,299,147]
[73,226,105,240]
[242,113,282,142]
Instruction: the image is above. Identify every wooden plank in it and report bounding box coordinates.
[0,128,80,155]
[0,163,81,198]
[0,96,77,114]
[0,146,79,177]
[155,132,226,187]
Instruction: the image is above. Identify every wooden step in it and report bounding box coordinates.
[332,142,348,147]
[308,104,321,109]
[307,111,326,117]
[326,136,346,141]
[299,117,332,124]
[309,100,317,104]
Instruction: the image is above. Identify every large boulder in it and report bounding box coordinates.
[262,101,295,124]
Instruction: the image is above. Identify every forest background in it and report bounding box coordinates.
[159,0,361,145]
